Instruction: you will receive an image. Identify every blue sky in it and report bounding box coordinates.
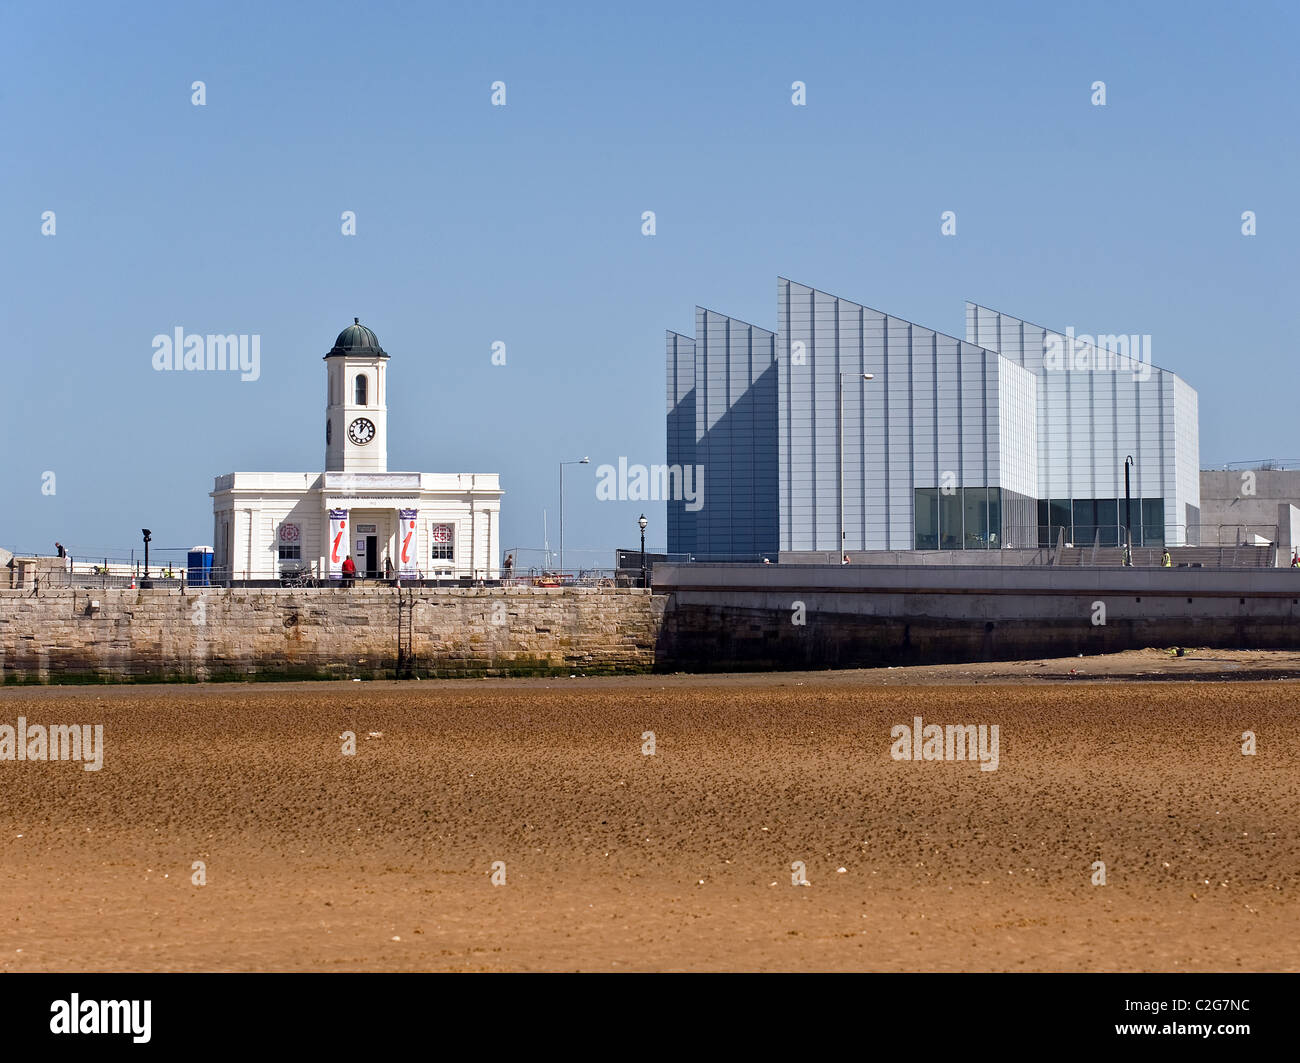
[3,0,1297,563]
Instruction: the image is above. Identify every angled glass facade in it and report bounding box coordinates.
[967,304,1200,546]
[665,279,1200,557]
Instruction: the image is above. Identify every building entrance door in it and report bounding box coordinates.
[365,535,379,579]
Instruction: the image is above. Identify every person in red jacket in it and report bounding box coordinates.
[341,554,357,587]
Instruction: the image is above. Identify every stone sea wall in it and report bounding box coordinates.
[0,586,665,683]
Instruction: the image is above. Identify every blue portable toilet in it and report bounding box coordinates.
[187,545,213,587]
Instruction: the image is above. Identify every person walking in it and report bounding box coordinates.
[1162,548,1172,568]
[341,554,357,587]
[384,555,394,581]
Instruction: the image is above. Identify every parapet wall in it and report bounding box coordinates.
[0,586,665,683]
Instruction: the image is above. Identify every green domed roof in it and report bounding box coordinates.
[325,318,388,358]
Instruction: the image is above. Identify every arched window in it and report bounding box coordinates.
[354,374,368,405]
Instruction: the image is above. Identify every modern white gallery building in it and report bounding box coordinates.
[211,320,502,581]
[666,278,1200,560]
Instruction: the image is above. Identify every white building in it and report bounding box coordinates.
[211,319,502,581]
[667,278,1200,558]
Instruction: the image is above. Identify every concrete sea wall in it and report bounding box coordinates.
[654,563,1300,671]
[0,586,664,683]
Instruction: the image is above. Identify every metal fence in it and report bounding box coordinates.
[1214,459,1300,472]
[998,523,1280,550]
[8,567,636,593]
[8,556,182,591]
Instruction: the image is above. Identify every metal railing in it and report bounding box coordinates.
[8,555,185,591]
[1212,459,1300,471]
[996,523,1280,550]
[502,568,623,588]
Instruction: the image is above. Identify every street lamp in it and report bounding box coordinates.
[638,513,648,588]
[838,373,874,561]
[559,457,589,577]
[1123,455,1135,564]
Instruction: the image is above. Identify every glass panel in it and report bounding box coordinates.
[939,489,962,551]
[1073,499,1098,547]
[963,487,989,549]
[988,488,1002,549]
[1037,498,1049,548]
[914,488,938,550]
[1141,498,1164,547]
[1097,499,1119,547]
[1049,499,1071,547]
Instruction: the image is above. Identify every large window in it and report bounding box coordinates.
[1072,499,1098,547]
[354,374,368,405]
[915,487,1002,550]
[1037,497,1165,547]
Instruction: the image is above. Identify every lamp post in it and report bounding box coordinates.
[838,373,874,561]
[1123,454,1134,564]
[140,528,153,588]
[559,456,589,577]
[638,513,648,588]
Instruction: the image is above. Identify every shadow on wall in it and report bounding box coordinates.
[676,362,780,563]
[652,599,1300,673]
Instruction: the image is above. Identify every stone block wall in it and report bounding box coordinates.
[0,586,665,683]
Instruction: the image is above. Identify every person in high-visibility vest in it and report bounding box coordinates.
[1162,548,1171,568]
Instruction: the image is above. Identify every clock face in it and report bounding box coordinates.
[348,417,376,445]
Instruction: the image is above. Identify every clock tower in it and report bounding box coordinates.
[324,318,389,472]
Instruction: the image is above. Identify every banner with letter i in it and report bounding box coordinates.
[328,509,349,578]
[398,508,419,578]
